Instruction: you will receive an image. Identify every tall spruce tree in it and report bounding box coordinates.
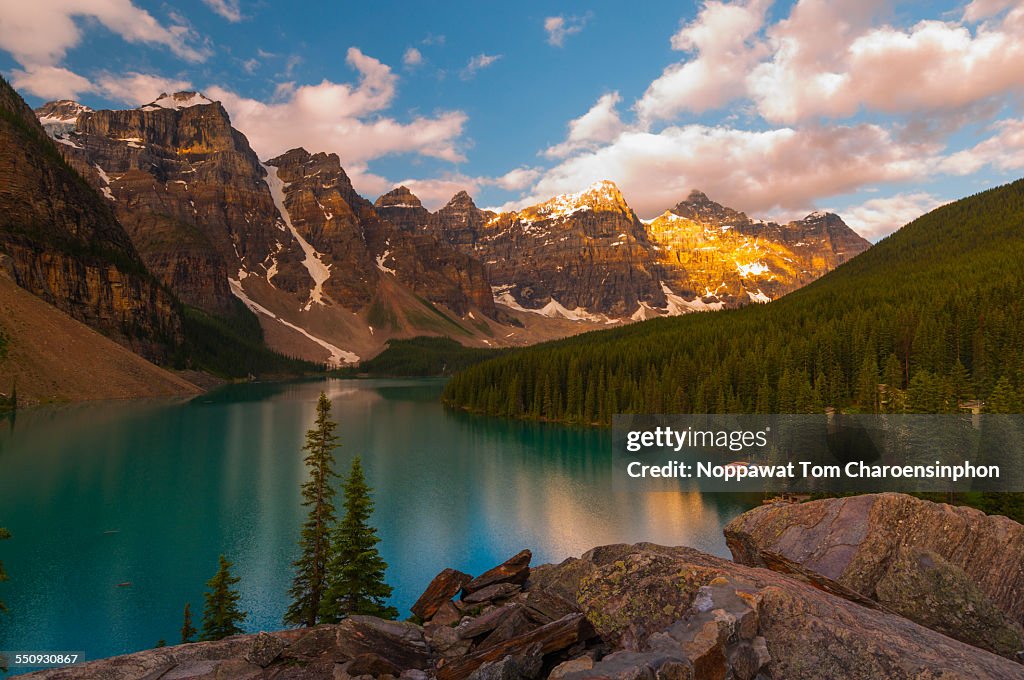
[320,457,398,622]
[0,527,9,613]
[181,602,197,643]
[285,392,339,627]
[200,555,246,641]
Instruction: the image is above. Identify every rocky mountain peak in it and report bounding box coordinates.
[35,99,92,122]
[35,99,93,137]
[800,210,841,224]
[524,179,630,222]
[671,190,751,227]
[444,190,477,210]
[141,91,213,111]
[375,186,423,209]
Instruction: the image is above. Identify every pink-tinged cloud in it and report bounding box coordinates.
[840,192,947,241]
[513,123,934,219]
[635,0,771,122]
[749,2,1024,123]
[0,0,209,69]
[939,118,1024,175]
[207,48,468,171]
[545,92,625,158]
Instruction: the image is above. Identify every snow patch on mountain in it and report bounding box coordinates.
[228,276,358,366]
[143,92,212,110]
[747,288,771,304]
[262,163,332,311]
[661,283,726,314]
[93,164,115,200]
[736,261,769,278]
[375,248,396,275]
[493,286,615,323]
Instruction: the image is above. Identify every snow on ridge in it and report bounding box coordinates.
[631,301,659,321]
[492,288,615,323]
[145,92,213,110]
[747,288,771,304]
[228,276,358,366]
[661,283,725,315]
[262,163,332,311]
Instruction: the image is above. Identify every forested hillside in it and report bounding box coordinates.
[444,179,1024,423]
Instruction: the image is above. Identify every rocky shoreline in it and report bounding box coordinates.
[24,494,1024,680]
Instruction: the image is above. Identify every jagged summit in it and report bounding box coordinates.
[671,190,751,227]
[521,179,630,221]
[375,185,423,209]
[141,91,213,111]
[444,190,477,209]
[34,100,92,137]
[35,99,92,122]
[800,209,843,223]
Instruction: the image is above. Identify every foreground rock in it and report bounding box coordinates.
[26,539,1024,680]
[725,493,1024,658]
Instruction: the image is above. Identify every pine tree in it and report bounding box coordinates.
[987,375,1020,413]
[320,457,398,622]
[854,354,879,413]
[180,602,197,644]
[200,555,246,641]
[0,527,9,613]
[285,392,339,627]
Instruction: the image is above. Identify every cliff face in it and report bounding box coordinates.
[43,92,291,318]
[421,184,871,321]
[463,181,662,320]
[27,88,873,362]
[647,191,871,309]
[33,91,513,363]
[0,77,181,360]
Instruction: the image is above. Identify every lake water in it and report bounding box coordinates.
[0,379,752,669]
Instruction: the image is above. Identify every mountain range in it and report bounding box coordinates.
[6,86,869,374]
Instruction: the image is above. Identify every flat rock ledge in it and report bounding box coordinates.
[24,495,1024,680]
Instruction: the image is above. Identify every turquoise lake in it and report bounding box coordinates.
[0,379,752,671]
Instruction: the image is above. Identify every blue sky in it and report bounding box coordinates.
[2,0,1023,239]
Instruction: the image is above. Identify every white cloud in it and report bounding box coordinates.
[206,48,467,197]
[939,118,1024,175]
[460,53,501,80]
[403,47,423,68]
[635,0,771,123]
[544,15,588,47]
[9,64,93,100]
[963,0,1017,22]
[840,192,946,241]
[490,167,542,191]
[748,1,1024,123]
[545,92,625,158]
[95,72,192,105]
[9,65,191,105]
[202,0,242,22]
[0,0,209,69]
[509,122,935,219]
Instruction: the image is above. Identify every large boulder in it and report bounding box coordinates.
[724,493,1024,658]
[531,543,1024,679]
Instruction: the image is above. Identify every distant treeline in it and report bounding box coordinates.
[339,336,506,377]
[444,178,1024,423]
